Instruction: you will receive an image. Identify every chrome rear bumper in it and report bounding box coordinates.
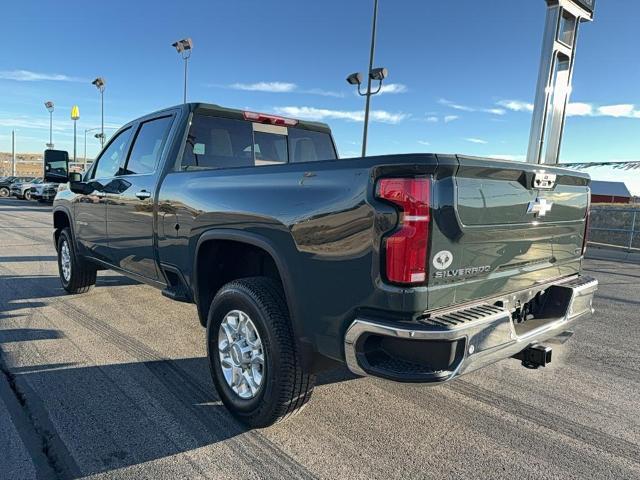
[344,275,598,383]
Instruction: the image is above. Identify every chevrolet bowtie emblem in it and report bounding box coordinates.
[527,197,553,217]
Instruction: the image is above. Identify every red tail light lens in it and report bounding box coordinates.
[377,178,431,285]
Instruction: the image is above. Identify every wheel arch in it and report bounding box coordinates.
[193,229,312,367]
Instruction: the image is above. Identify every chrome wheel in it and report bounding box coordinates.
[60,240,71,282]
[218,310,264,399]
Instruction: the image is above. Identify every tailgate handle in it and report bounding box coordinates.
[135,190,151,200]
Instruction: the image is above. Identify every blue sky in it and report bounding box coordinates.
[1,0,638,164]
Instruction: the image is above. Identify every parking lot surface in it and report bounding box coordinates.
[0,197,639,479]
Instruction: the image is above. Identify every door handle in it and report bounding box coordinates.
[95,191,106,198]
[135,190,151,200]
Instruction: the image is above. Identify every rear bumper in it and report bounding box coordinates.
[344,275,598,383]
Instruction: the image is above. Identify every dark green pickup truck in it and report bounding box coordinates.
[50,102,597,427]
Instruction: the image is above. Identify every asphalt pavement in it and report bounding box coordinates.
[0,197,639,479]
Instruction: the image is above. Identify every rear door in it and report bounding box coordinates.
[74,127,133,261]
[428,156,589,310]
[105,115,175,281]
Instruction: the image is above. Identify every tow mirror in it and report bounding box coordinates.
[43,149,70,183]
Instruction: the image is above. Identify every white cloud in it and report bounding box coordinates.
[440,99,505,115]
[444,115,459,123]
[439,98,474,112]
[417,140,431,146]
[425,116,439,123]
[379,83,408,94]
[465,137,488,144]
[229,82,297,93]
[498,99,640,119]
[0,70,84,82]
[566,102,593,117]
[596,104,636,118]
[497,100,534,112]
[218,81,343,97]
[273,106,408,124]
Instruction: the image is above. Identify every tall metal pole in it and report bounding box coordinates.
[11,130,15,176]
[84,129,88,167]
[73,121,77,163]
[49,110,53,146]
[100,89,105,148]
[361,0,379,158]
[183,56,188,104]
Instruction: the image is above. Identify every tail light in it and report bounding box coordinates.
[376,178,431,285]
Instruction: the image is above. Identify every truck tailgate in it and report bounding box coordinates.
[428,155,590,310]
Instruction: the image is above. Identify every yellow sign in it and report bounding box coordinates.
[71,105,80,120]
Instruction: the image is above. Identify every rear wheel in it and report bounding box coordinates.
[23,190,31,200]
[207,277,315,428]
[57,228,97,294]
[0,187,9,197]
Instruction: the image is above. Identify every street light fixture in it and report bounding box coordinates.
[92,77,106,148]
[345,0,387,157]
[172,37,193,104]
[44,100,55,149]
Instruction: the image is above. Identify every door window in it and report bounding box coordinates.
[124,116,174,175]
[181,115,253,170]
[91,128,132,179]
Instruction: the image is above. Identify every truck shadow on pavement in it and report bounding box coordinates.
[1,354,337,478]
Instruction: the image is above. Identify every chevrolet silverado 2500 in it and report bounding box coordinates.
[50,103,597,427]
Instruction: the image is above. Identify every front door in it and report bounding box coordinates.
[74,127,133,262]
[105,115,174,281]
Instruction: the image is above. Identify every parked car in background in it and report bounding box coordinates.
[11,177,43,199]
[0,176,34,197]
[31,182,61,203]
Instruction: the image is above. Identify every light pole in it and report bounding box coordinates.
[91,77,106,148]
[84,126,115,167]
[71,105,80,163]
[172,38,193,104]
[44,101,54,149]
[11,130,16,176]
[346,0,388,157]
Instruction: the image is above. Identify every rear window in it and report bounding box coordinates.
[180,114,337,170]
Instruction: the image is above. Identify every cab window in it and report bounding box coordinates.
[92,128,132,179]
[124,116,173,175]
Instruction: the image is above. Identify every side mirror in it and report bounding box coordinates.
[69,172,83,183]
[43,149,70,183]
[70,180,103,195]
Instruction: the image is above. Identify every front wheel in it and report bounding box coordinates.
[57,228,97,294]
[0,187,9,197]
[23,190,31,200]
[207,277,315,428]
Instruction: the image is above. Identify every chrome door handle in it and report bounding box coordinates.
[135,190,151,200]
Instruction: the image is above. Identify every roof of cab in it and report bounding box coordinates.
[187,102,332,134]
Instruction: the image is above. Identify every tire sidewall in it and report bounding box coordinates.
[207,286,280,416]
[24,190,31,200]
[57,229,74,290]
[0,187,9,197]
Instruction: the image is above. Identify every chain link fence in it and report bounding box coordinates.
[588,206,640,252]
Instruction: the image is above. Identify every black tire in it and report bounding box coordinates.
[23,190,31,200]
[206,277,315,428]
[0,187,9,198]
[56,228,97,294]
